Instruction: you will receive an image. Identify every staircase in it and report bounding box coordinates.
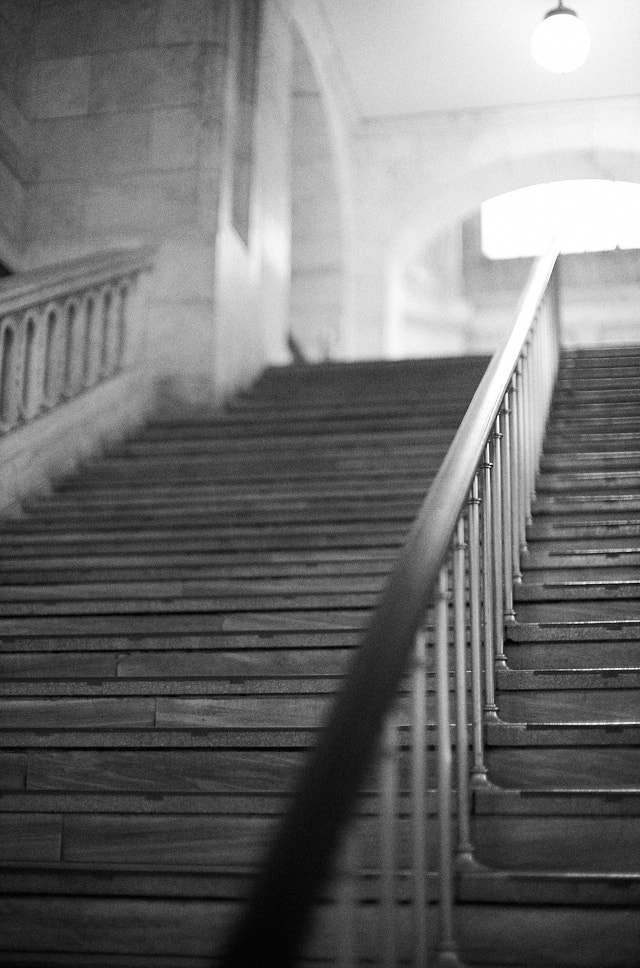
[460,345,640,965]
[0,356,487,966]
[3,345,640,966]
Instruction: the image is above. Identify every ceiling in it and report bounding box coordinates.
[320,0,640,118]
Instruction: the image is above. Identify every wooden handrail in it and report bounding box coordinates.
[219,245,561,968]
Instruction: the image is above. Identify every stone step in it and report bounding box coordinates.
[0,547,398,572]
[25,481,429,511]
[536,471,640,492]
[117,427,458,454]
[514,579,640,600]
[541,452,640,470]
[497,687,640,724]
[552,388,640,402]
[488,721,640,747]
[60,465,437,488]
[0,695,334,730]
[0,593,379,616]
[460,867,640,908]
[0,575,387,601]
[0,527,407,556]
[506,638,640,669]
[87,443,447,469]
[507,619,640,641]
[545,432,640,452]
[137,415,462,439]
[473,814,640,873]
[0,894,638,966]
[521,566,640,582]
[513,601,640,623]
[487,743,640,789]
[0,560,395,585]
[0,647,355,680]
[0,630,361,653]
[527,520,640,540]
[532,494,640,514]
[0,502,421,532]
[521,543,640,568]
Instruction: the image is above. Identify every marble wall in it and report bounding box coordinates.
[0,0,36,269]
[24,0,293,405]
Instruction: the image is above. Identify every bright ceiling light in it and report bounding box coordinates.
[531,1,591,74]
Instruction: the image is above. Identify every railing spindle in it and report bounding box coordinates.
[509,372,522,584]
[453,517,473,866]
[490,416,507,670]
[435,567,460,967]
[380,712,399,968]
[467,477,489,786]
[410,627,429,967]
[481,444,499,722]
[501,394,515,625]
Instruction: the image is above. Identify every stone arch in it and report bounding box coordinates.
[344,97,640,357]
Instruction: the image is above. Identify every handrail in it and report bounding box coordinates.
[219,245,562,968]
[0,245,155,433]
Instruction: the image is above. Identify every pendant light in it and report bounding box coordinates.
[531,1,591,74]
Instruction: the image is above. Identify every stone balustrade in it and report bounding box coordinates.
[0,246,155,435]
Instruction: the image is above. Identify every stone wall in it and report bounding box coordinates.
[0,0,36,269]
[25,0,293,405]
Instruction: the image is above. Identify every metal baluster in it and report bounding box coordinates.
[533,316,549,460]
[515,357,528,558]
[500,395,515,626]
[490,416,507,670]
[411,627,429,968]
[380,712,399,968]
[468,477,489,786]
[509,372,522,585]
[481,445,499,722]
[434,566,461,968]
[453,517,473,867]
[525,335,536,519]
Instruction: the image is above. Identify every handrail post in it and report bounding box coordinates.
[435,566,462,968]
[467,477,489,787]
[509,372,522,584]
[481,444,499,723]
[516,356,528,558]
[490,415,507,670]
[380,711,399,967]
[453,517,474,867]
[500,395,516,627]
[410,627,429,967]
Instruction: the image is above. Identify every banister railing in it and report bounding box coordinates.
[220,245,562,968]
[0,246,155,434]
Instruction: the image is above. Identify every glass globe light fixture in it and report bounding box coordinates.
[531,1,591,74]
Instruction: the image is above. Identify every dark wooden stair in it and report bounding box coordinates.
[0,355,487,967]
[457,346,640,965]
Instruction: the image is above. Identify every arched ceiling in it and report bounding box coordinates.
[319,0,640,117]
